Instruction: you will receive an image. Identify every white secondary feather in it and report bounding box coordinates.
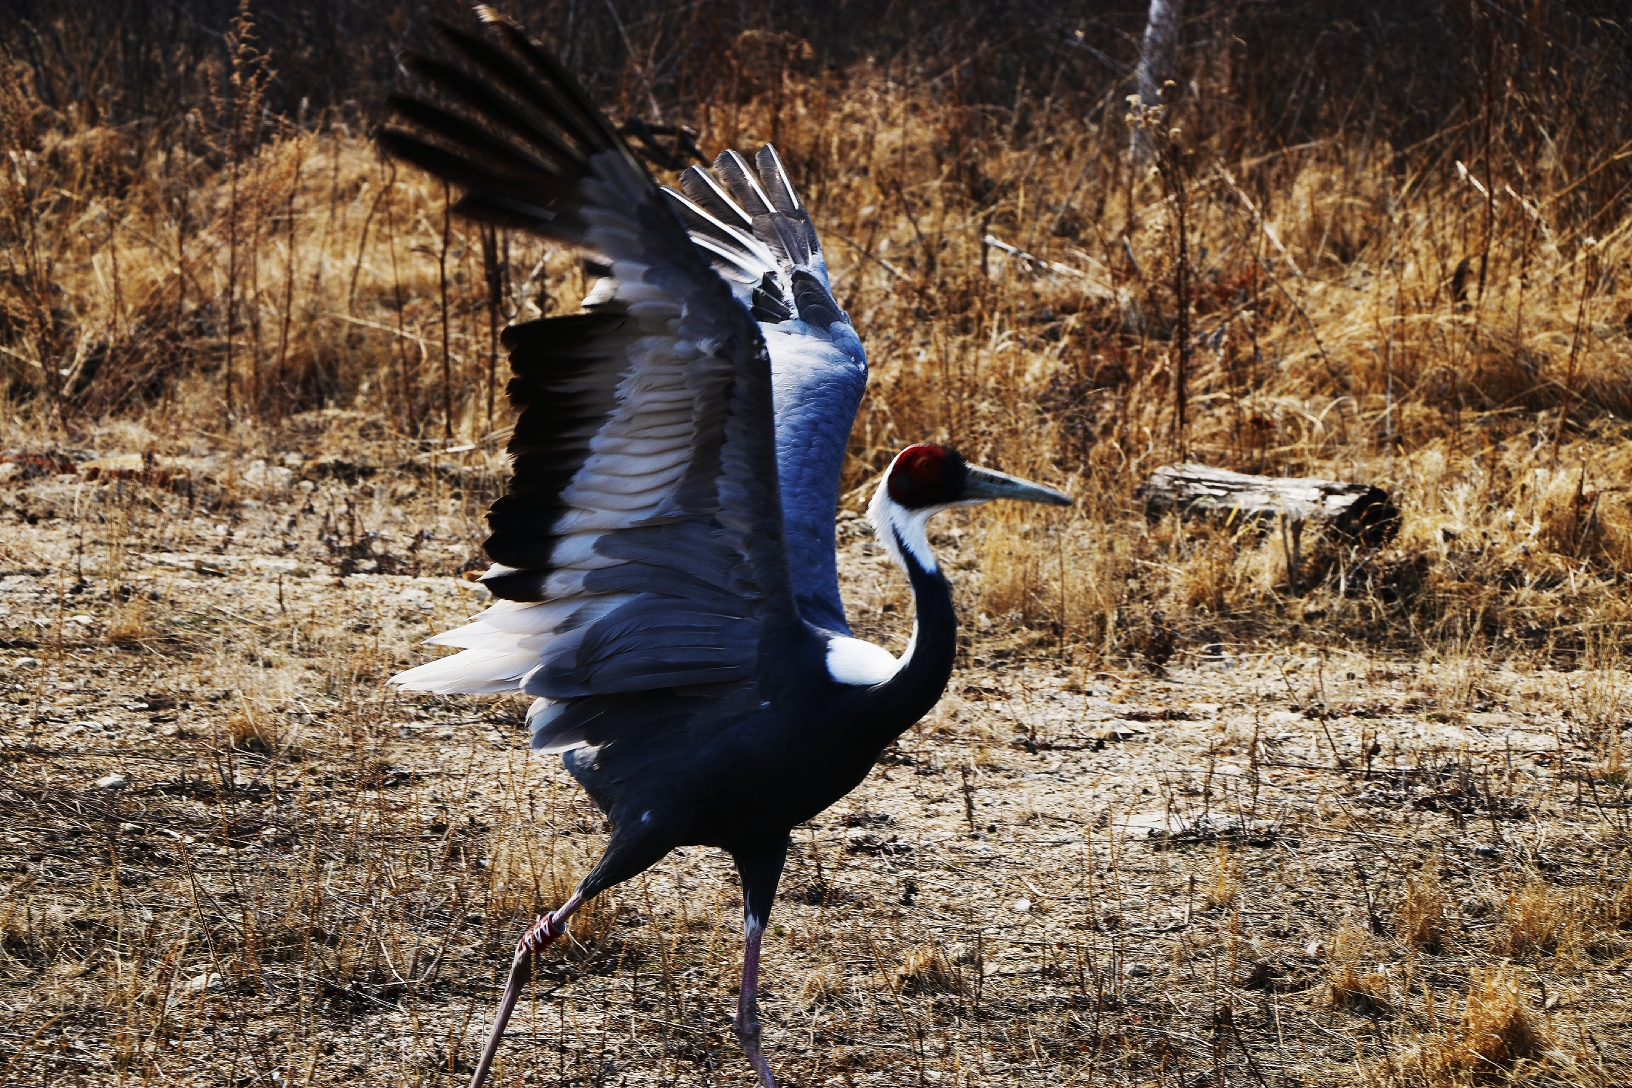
[428,595,633,653]
[393,647,534,694]
[825,636,899,686]
[527,698,578,751]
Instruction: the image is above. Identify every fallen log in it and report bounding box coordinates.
[1136,463,1399,548]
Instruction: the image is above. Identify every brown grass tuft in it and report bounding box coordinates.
[104,597,152,645]
[1399,867,1451,955]
[1423,965,1547,1083]
[1328,961,1392,1016]
[1394,968,1549,1085]
[1491,881,1572,960]
[1461,969,1548,1071]
[800,964,846,1009]
[1326,922,1390,1014]
[894,943,967,997]
[224,697,278,753]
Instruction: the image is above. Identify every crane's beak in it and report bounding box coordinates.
[961,463,1072,506]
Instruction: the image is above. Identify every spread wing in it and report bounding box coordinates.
[664,150,868,634]
[380,11,796,750]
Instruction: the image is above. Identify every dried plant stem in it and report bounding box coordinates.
[481,223,503,431]
[439,182,453,441]
[1553,245,1596,462]
[383,167,415,433]
[225,158,241,419]
[276,138,305,419]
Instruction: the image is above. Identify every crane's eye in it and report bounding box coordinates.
[888,444,966,507]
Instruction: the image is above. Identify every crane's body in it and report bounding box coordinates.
[556,516,958,894]
[380,10,1070,1088]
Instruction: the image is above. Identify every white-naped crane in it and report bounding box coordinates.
[380,10,1072,1088]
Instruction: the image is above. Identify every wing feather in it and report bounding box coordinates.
[665,148,866,634]
[384,10,793,723]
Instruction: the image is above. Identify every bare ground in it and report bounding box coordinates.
[2,437,1630,1087]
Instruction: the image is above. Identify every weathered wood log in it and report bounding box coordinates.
[1136,463,1399,548]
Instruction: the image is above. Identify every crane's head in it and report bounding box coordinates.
[869,444,1071,573]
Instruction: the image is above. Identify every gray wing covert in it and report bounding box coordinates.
[662,148,869,633]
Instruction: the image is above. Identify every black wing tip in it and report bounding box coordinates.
[754,144,802,216]
[382,10,653,206]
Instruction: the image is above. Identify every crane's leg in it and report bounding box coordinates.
[466,829,669,1088]
[730,838,790,1088]
[466,890,584,1088]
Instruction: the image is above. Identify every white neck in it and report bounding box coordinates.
[821,476,940,689]
[867,476,939,574]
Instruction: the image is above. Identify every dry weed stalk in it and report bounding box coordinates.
[1399,866,1452,955]
[1204,840,1239,910]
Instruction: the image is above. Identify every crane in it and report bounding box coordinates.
[379,10,1072,1088]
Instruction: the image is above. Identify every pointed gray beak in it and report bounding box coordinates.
[962,463,1072,506]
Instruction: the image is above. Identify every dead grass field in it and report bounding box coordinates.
[1,437,1630,1087]
[5,3,1632,1084]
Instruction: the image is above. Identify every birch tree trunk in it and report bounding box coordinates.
[1131,0,1185,166]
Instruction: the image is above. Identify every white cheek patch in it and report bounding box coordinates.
[866,473,941,574]
[825,636,900,686]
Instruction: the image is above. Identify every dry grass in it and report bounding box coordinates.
[6,91,1632,668]
[3,464,1632,1084]
[3,3,1632,1086]
[1379,968,1550,1086]
[1402,867,1453,955]
[891,943,967,998]
[1492,882,1574,960]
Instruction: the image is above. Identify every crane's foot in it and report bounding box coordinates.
[732,1013,779,1088]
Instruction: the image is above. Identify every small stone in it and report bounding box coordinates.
[1304,939,1326,960]
[1473,843,1500,859]
[96,773,128,790]
[1010,897,1032,914]
[1126,963,1152,978]
[184,972,225,992]
[15,657,40,668]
